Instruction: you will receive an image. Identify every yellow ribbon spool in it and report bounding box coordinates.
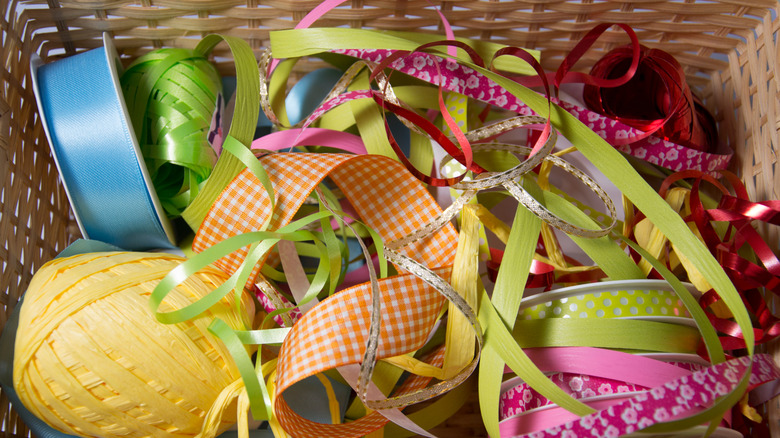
[13,252,255,438]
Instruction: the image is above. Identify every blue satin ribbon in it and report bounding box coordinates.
[31,34,175,250]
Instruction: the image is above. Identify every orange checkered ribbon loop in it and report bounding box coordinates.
[192,145,618,436]
[194,153,482,436]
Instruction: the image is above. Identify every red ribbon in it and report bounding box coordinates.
[508,23,641,92]
[486,247,555,289]
[656,170,780,351]
[582,44,718,153]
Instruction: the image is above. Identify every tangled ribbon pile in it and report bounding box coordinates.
[14,2,780,438]
[153,14,778,437]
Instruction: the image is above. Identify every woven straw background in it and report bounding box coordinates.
[2,0,779,437]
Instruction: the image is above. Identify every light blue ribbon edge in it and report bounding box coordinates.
[29,33,176,249]
[101,33,176,246]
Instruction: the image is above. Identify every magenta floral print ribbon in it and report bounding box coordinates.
[332,48,732,173]
[499,362,704,420]
[499,354,779,437]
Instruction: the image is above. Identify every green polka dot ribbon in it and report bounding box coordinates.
[517,280,698,322]
[521,288,690,320]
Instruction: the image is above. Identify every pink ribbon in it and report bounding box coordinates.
[507,353,779,437]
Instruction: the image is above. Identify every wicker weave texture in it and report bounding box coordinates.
[2,1,779,437]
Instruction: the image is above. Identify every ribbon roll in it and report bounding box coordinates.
[583,44,718,154]
[31,33,176,250]
[493,347,778,437]
[519,279,695,320]
[501,362,705,416]
[120,47,222,219]
[498,350,709,431]
[510,354,780,438]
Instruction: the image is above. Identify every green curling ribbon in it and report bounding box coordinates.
[479,190,548,438]
[121,48,222,218]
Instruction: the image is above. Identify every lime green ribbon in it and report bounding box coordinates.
[512,319,702,353]
[181,35,265,232]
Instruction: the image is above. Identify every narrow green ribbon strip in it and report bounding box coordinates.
[234,328,291,345]
[478,195,545,438]
[150,211,332,325]
[208,318,272,421]
[181,35,262,231]
[478,290,595,417]
[314,187,348,296]
[512,319,701,353]
[120,47,221,218]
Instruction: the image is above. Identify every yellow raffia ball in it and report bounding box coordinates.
[13,251,255,438]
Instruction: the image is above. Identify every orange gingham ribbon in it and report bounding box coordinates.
[193,153,457,282]
[193,153,460,436]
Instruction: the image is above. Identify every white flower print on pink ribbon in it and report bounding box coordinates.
[499,363,702,420]
[515,354,780,438]
[331,48,733,173]
[255,286,302,327]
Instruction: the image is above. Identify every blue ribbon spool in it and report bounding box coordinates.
[31,34,176,251]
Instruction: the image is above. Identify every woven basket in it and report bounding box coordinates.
[2,1,779,437]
